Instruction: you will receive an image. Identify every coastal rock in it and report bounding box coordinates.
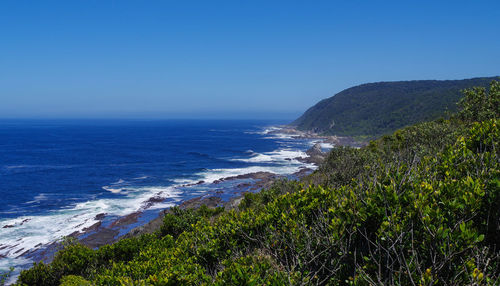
[94,213,106,220]
[293,167,313,178]
[306,143,324,157]
[299,143,327,165]
[179,196,222,209]
[80,228,120,249]
[214,171,276,183]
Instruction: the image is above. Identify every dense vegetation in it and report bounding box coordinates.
[292,77,497,137]
[14,81,500,285]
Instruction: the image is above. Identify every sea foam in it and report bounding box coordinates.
[0,186,182,260]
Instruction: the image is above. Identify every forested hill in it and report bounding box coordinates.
[292,76,498,137]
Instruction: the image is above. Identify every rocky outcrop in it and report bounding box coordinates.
[299,143,327,165]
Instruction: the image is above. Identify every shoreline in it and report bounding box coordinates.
[73,128,355,249]
[7,128,328,265]
[1,125,357,281]
[270,125,367,148]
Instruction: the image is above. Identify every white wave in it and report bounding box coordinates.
[0,186,181,259]
[262,126,281,134]
[231,149,307,164]
[196,163,315,184]
[102,178,129,193]
[4,165,29,169]
[309,140,335,150]
[172,178,199,185]
[172,147,315,186]
[245,126,281,135]
[133,176,149,180]
[263,134,295,140]
[320,142,335,149]
[25,193,50,204]
[102,186,125,194]
[245,126,298,140]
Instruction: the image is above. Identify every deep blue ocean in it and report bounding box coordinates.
[0,119,321,276]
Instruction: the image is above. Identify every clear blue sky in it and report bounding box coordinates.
[1,0,499,119]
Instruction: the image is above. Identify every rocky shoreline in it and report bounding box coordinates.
[269,126,367,148]
[22,126,360,264]
[72,142,332,250]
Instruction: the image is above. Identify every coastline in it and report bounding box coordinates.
[1,124,361,283]
[1,127,319,262]
[73,126,363,249]
[74,159,319,249]
[269,125,367,148]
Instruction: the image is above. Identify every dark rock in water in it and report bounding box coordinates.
[14,247,25,254]
[82,221,102,233]
[293,167,313,178]
[142,196,167,209]
[213,171,275,183]
[80,228,120,249]
[145,196,165,203]
[3,224,14,228]
[110,212,141,228]
[94,213,106,220]
[306,143,324,157]
[237,182,252,189]
[179,196,222,210]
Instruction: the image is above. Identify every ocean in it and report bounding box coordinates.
[0,119,326,278]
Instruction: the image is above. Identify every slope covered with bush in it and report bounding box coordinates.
[15,81,500,285]
[292,77,497,137]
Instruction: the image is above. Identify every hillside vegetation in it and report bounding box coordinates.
[292,77,498,137]
[14,81,500,285]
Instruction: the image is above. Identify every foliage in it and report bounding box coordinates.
[458,80,500,122]
[59,275,90,286]
[292,77,497,137]
[16,81,500,285]
[17,234,158,285]
[159,205,224,238]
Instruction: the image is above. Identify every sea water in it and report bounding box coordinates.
[0,119,325,279]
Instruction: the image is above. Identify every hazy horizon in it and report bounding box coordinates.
[0,110,302,121]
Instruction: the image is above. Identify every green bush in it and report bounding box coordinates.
[59,275,90,286]
[159,205,224,238]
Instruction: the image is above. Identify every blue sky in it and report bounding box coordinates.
[1,1,499,119]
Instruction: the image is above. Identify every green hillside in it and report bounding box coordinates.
[13,81,500,285]
[292,77,498,137]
